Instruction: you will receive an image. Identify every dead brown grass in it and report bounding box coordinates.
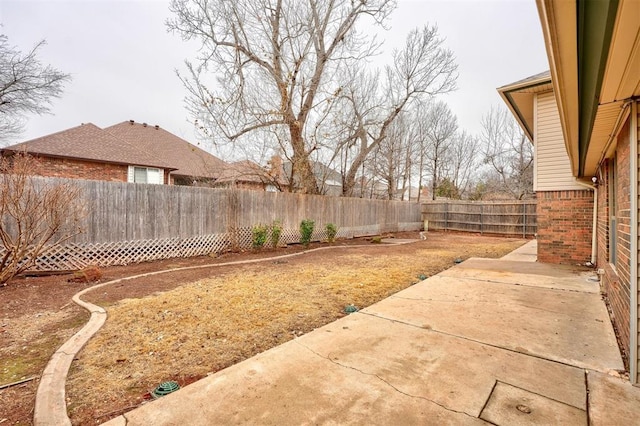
[66,236,525,423]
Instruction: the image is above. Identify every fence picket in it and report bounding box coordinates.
[422,200,536,236]
[2,177,423,271]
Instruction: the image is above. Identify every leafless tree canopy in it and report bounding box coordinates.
[481,106,533,199]
[0,154,85,285]
[168,0,398,193]
[328,25,457,197]
[169,0,460,196]
[421,100,457,200]
[443,130,481,198]
[0,35,71,144]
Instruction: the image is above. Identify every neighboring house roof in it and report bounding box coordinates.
[215,160,269,184]
[497,71,552,142]
[2,123,172,170]
[105,121,226,180]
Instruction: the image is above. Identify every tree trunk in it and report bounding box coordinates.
[289,122,318,194]
[417,152,424,203]
[431,152,438,201]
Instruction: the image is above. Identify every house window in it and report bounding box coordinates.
[609,157,617,265]
[128,166,163,184]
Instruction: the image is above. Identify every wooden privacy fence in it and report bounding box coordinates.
[7,178,422,271]
[421,200,537,237]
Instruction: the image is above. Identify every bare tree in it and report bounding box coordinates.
[0,154,85,285]
[168,0,395,194]
[406,102,431,202]
[422,101,457,200]
[0,35,71,144]
[368,114,412,200]
[442,130,480,198]
[331,25,457,197]
[481,106,533,199]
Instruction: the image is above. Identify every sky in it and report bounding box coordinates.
[0,0,548,156]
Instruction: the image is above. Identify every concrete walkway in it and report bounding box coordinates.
[101,240,640,425]
[500,238,538,261]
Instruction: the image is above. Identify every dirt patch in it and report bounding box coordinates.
[0,232,526,425]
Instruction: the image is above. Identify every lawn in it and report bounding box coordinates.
[59,232,526,424]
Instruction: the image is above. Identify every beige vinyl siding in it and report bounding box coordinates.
[534,92,584,191]
[636,105,640,385]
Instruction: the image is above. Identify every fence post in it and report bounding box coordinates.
[226,189,240,251]
[522,202,526,238]
[480,203,484,235]
[445,201,449,231]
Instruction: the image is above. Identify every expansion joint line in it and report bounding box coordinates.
[584,370,591,425]
[438,274,595,294]
[356,311,588,372]
[293,340,479,420]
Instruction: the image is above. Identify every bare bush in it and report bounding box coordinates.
[0,154,85,285]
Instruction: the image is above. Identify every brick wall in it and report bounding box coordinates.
[536,189,593,264]
[596,119,631,366]
[27,156,171,184]
[29,156,129,182]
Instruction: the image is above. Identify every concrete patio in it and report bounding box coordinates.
[104,240,640,425]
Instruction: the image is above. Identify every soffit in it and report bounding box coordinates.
[584,0,640,174]
[497,73,552,142]
[584,101,626,176]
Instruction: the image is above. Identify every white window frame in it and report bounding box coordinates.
[127,165,164,184]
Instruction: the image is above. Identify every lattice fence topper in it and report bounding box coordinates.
[24,233,231,271]
[12,222,422,272]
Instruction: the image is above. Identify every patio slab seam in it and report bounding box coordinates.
[492,379,587,412]
[356,310,594,373]
[436,274,599,294]
[293,338,482,420]
[389,292,600,320]
[584,370,591,425]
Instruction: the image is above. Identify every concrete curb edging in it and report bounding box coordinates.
[33,241,417,425]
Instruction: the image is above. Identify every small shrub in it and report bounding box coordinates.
[252,224,268,249]
[325,223,338,243]
[299,219,315,247]
[270,220,282,248]
[371,236,382,244]
[69,265,103,283]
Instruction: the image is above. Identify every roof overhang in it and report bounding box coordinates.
[536,0,640,177]
[498,71,553,142]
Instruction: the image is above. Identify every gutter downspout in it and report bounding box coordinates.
[575,180,597,265]
[630,99,638,385]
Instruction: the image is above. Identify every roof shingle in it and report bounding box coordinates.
[105,121,225,179]
[2,121,228,180]
[2,123,172,169]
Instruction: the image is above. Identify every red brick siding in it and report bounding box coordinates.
[27,156,171,184]
[536,189,593,264]
[29,156,128,182]
[597,119,631,367]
